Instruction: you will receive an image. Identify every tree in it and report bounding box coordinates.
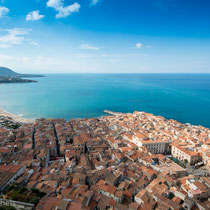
[184,159,188,164]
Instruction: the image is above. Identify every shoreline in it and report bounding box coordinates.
[0,108,35,124]
[0,107,208,129]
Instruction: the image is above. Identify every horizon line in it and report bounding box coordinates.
[30,72,210,74]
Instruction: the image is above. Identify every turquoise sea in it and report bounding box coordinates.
[0,74,210,128]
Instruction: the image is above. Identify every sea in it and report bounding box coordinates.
[0,74,210,128]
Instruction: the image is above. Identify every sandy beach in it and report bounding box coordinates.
[0,108,35,124]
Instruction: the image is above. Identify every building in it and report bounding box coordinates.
[171,144,199,165]
[186,179,209,199]
[0,165,25,192]
[140,140,168,154]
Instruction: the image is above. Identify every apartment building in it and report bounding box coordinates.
[171,144,199,165]
[139,140,168,154]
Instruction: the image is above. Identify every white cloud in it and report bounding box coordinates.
[75,53,145,60]
[0,6,9,18]
[0,28,32,48]
[0,54,11,61]
[91,0,99,5]
[136,43,152,49]
[136,43,143,48]
[26,10,45,21]
[47,0,61,8]
[145,45,152,48]
[79,44,99,50]
[0,53,83,73]
[47,0,80,18]
[26,38,40,47]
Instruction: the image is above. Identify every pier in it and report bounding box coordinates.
[103,110,122,116]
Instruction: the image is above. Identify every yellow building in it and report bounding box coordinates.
[171,144,198,165]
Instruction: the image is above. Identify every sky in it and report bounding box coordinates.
[0,0,210,73]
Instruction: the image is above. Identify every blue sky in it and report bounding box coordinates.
[0,0,210,73]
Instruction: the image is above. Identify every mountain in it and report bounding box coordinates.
[0,67,45,78]
[0,67,19,77]
[0,67,44,83]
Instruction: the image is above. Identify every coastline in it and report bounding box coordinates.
[0,106,208,129]
[0,107,35,124]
